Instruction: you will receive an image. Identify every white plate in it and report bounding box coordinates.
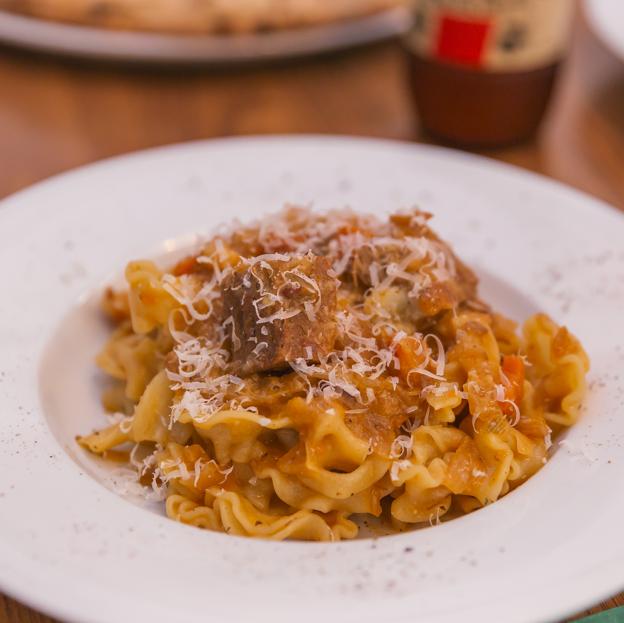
[0,8,408,63]
[1,136,623,623]
[585,0,624,64]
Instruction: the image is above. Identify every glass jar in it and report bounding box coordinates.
[403,0,575,147]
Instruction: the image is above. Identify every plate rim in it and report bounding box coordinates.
[1,133,622,220]
[0,7,409,64]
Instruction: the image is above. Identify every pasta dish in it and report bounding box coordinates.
[79,207,589,541]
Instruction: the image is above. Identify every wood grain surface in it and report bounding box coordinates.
[0,3,623,623]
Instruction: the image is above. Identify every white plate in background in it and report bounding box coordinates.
[0,136,623,623]
[586,0,624,63]
[0,8,408,64]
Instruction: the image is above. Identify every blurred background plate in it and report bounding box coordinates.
[585,0,624,63]
[0,7,409,64]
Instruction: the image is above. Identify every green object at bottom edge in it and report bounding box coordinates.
[574,606,624,623]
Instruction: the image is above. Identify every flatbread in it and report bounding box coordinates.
[0,0,405,34]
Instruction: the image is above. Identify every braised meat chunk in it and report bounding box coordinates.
[222,253,338,375]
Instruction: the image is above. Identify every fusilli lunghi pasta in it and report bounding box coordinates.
[78,207,589,540]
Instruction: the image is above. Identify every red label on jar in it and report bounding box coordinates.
[436,15,491,66]
[405,0,574,72]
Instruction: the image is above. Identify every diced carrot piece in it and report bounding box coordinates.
[499,355,525,417]
[396,337,427,383]
[171,255,198,276]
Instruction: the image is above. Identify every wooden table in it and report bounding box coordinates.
[0,5,623,623]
